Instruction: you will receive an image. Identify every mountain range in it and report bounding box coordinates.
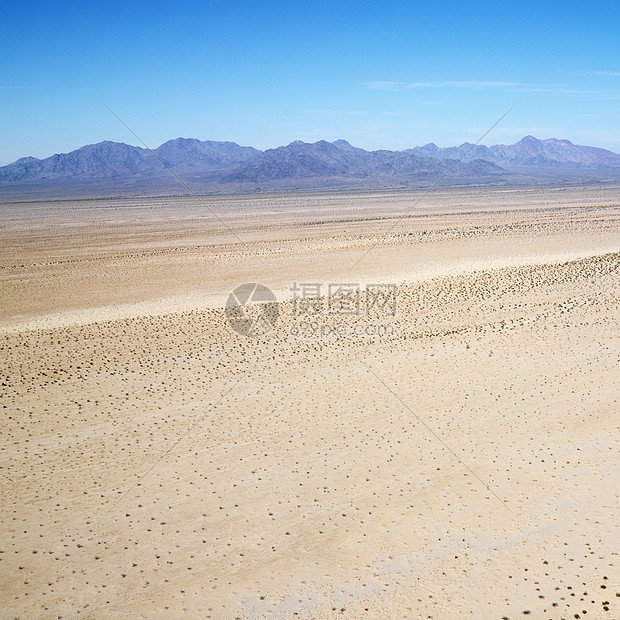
[0,139,260,183]
[412,136,620,169]
[1,135,620,198]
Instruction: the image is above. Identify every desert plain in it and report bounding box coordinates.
[0,184,619,619]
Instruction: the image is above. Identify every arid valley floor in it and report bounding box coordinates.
[1,185,619,619]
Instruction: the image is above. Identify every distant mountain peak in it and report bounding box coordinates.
[544,137,573,146]
[413,135,620,170]
[162,137,200,144]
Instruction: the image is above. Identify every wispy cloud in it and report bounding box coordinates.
[409,80,535,89]
[300,109,366,116]
[363,80,620,97]
[364,80,543,91]
[364,81,407,90]
[588,70,620,77]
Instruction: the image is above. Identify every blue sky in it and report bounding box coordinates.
[1,0,619,165]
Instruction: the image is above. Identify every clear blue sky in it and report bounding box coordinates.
[1,0,619,164]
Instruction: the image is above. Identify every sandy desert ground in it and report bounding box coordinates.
[1,185,619,619]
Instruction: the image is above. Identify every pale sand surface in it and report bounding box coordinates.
[0,186,619,618]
